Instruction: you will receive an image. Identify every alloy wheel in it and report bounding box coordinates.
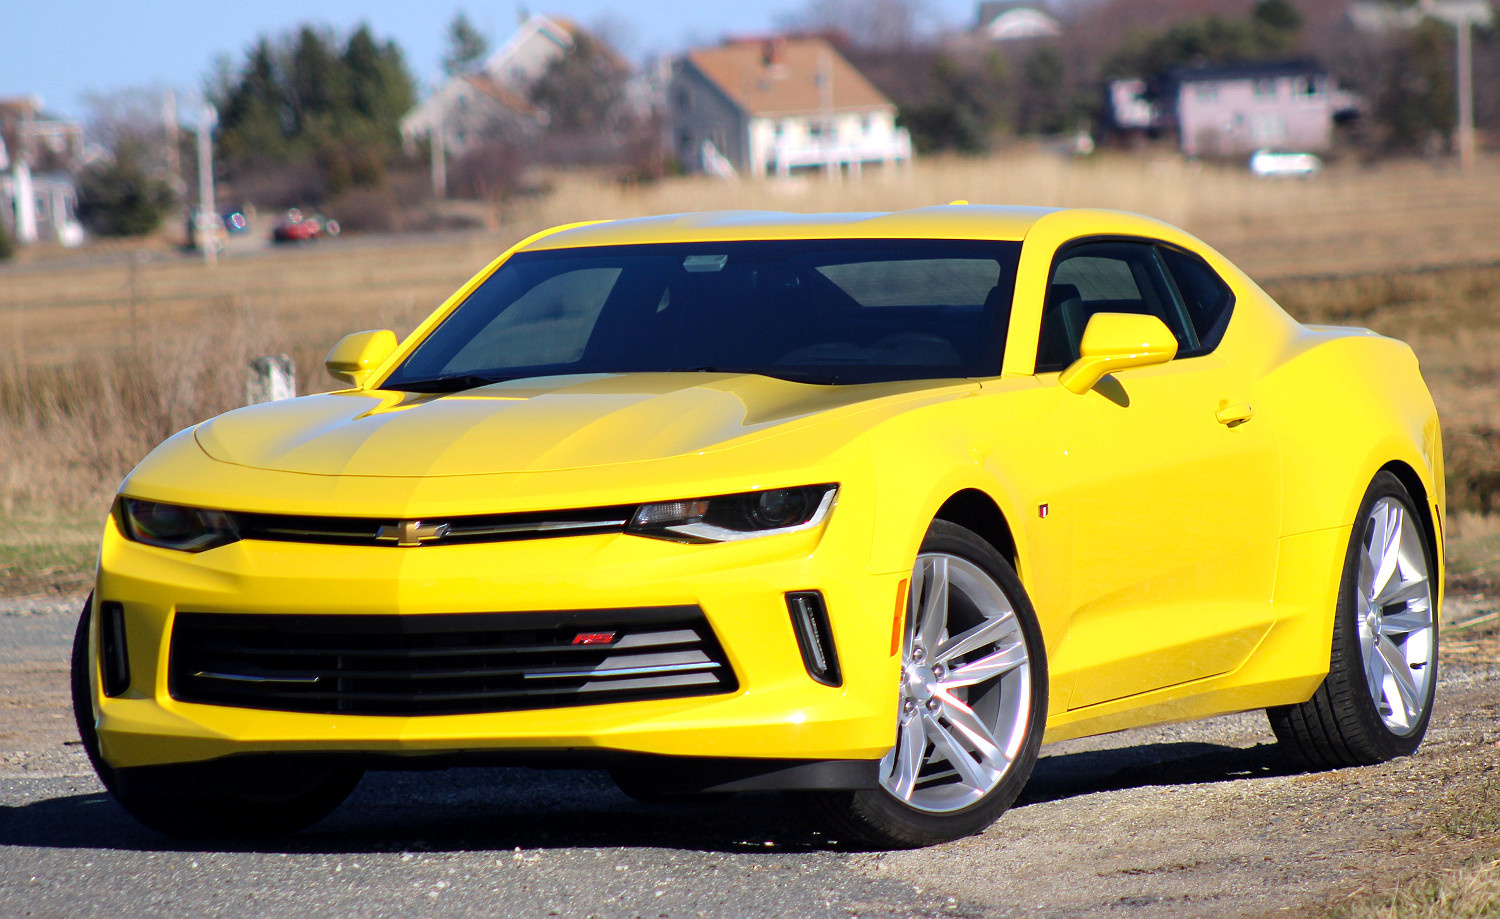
[1356,496,1436,735]
[880,552,1033,813]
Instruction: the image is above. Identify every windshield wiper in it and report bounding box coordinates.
[387,372,512,393]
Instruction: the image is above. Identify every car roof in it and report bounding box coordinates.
[522,205,1059,250]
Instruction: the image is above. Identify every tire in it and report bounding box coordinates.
[70,593,119,795]
[807,520,1048,848]
[70,597,362,839]
[1268,471,1439,768]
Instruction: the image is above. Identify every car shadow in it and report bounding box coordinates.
[1019,741,1298,807]
[1,742,1300,855]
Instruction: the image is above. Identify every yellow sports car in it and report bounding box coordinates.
[73,206,1443,847]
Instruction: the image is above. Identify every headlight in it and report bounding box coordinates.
[627,485,837,543]
[116,498,239,552]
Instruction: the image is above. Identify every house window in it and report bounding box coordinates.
[1253,79,1278,100]
[1194,83,1218,103]
[809,122,824,138]
[1294,76,1323,98]
[774,120,785,137]
[861,115,873,134]
[675,88,692,113]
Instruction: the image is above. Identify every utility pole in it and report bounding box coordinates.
[196,102,218,267]
[1456,14,1475,172]
[163,89,183,197]
[430,120,447,199]
[818,48,836,181]
[1422,0,1493,172]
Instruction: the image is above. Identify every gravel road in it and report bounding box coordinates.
[3,594,1496,919]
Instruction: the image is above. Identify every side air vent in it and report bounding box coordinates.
[99,601,131,697]
[786,591,841,687]
[169,607,736,716]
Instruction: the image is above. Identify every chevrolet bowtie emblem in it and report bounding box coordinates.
[375,520,450,547]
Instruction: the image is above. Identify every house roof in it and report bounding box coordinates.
[482,14,577,79]
[1168,59,1328,84]
[460,74,542,120]
[684,38,894,118]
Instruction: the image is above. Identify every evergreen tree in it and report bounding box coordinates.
[1020,45,1069,135]
[442,12,490,76]
[76,141,176,237]
[210,22,416,193]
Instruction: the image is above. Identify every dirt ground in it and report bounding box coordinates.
[2,590,1496,918]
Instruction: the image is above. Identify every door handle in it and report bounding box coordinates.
[1216,402,1255,426]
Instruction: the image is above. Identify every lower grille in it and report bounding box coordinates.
[169,607,737,716]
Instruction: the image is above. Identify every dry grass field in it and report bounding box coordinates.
[3,150,1499,594]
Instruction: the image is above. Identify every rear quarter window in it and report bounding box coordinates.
[1160,248,1235,355]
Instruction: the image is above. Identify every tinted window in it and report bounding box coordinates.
[1159,247,1235,355]
[384,240,1022,390]
[1035,241,1196,372]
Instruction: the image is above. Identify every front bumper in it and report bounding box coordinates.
[88,503,906,771]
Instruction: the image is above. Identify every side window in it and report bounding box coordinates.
[1035,241,1196,372]
[1159,247,1235,355]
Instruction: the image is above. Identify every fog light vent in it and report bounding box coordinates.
[99,601,131,697]
[787,591,841,687]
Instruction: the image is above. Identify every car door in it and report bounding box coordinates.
[1036,239,1283,710]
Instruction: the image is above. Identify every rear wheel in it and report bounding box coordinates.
[1268,471,1438,768]
[808,521,1047,848]
[70,598,362,838]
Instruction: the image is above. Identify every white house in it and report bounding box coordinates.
[669,37,912,179]
[400,14,580,195]
[0,96,85,246]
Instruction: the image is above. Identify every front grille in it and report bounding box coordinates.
[231,505,634,547]
[169,607,737,716]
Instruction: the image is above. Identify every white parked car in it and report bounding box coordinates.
[1250,148,1323,178]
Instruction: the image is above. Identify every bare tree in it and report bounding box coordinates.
[776,0,934,50]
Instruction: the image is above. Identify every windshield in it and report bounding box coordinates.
[382,239,1021,391]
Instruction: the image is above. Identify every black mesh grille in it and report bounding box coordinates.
[169,607,737,716]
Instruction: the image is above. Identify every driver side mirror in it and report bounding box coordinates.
[325,330,398,389]
[1058,313,1177,395]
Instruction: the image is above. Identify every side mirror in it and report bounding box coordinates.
[1058,313,1177,395]
[325,330,398,389]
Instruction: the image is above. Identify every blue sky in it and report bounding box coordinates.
[4,1,983,121]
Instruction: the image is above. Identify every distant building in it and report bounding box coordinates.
[1104,79,1157,133]
[669,37,912,179]
[1104,61,1360,158]
[1170,61,1355,157]
[0,96,85,246]
[973,1,1062,41]
[402,13,625,195]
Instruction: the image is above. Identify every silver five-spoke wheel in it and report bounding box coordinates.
[1356,496,1435,735]
[881,553,1033,812]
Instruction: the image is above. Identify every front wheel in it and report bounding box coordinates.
[1268,471,1439,768]
[808,521,1047,848]
[70,598,362,838]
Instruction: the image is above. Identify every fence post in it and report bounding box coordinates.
[246,355,297,405]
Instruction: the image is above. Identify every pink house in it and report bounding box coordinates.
[1167,61,1346,158]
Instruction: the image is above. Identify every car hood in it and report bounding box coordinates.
[194,372,969,477]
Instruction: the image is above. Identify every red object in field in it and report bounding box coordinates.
[272,210,321,243]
